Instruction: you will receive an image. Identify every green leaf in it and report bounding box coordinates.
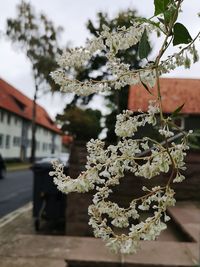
[138,29,151,59]
[154,0,171,16]
[141,81,153,95]
[171,103,185,118]
[164,8,177,25]
[173,23,192,46]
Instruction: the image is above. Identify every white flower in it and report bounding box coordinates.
[159,128,174,138]
[49,6,196,253]
[140,69,156,88]
[173,173,185,183]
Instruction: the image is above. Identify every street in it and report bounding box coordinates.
[0,169,33,218]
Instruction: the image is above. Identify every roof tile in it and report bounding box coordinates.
[0,78,61,134]
[128,78,200,114]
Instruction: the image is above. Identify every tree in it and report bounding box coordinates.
[88,10,149,142]
[6,0,63,162]
[56,106,102,141]
[61,9,151,142]
[50,0,200,254]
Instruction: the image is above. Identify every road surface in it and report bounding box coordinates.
[0,169,33,218]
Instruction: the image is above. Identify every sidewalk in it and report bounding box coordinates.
[6,162,32,172]
[0,202,199,267]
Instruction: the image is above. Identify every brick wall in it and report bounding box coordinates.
[65,142,200,236]
[65,141,94,236]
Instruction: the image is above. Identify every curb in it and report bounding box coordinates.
[0,202,32,229]
[7,166,32,172]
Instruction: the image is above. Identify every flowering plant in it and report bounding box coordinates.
[50,0,199,254]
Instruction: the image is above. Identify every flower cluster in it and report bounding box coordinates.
[50,1,200,254]
[50,101,190,253]
[88,186,175,254]
[50,22,158,96]
[160,44,199,75]
[115,101,159,137]
[101,23,147,57]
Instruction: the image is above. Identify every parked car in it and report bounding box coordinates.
[37,152,70,166]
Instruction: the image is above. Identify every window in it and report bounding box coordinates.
[12,96,26,111]
[173,117,185,130]
[28,139,32,147]
[15,116,18,125]
[0,110,4,122]
[6,135,10,148]
[7,113,11,125]
[36,141,40,150]
[13,136,21,147]
[0,134,4,148]
[42,143,48,151]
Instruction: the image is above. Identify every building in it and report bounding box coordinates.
[0,78,62,161]
[128,78,200,132]
[128,78,200,201]
[62,134,73,153]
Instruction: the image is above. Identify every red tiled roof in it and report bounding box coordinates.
[62,135,73,145]
[0,78,61,134]
[128,78,200,114]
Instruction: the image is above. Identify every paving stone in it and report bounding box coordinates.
[125,241,199,267]
[182,223,200,242]
[0,201,199,267]
[0,234,199,267]
[168,202,200,242]
[0,234,70,259]
[0,257,66,267]
[168,202,200,224]
[65,239,199,267]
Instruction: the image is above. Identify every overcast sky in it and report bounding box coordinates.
[0,0,200,118]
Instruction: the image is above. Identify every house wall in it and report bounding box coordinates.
[0,109,22,159]
[35,125,62,158]
[0,108,62,160]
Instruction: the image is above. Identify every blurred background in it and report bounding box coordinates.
[0,1,200,266]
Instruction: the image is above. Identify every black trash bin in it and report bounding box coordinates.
[32,158,68,232]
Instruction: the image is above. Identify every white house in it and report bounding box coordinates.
[0,78,62,161]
